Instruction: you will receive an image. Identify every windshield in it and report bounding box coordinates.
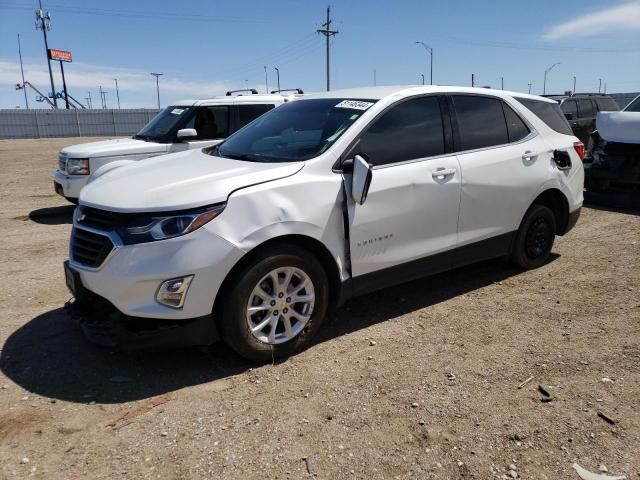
[624,96,640,112]
[136,106,194,141]
[213,98,376,162]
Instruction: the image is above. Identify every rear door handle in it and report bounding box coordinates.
[522,150,538,161]
[432,167,456,179]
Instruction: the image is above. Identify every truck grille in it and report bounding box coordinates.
[78,206,129,231]
[58,154,67,174]
[71,227,114,268]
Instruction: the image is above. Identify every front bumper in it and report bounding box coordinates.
[54,170,88,200]
[68,224,246,320]
[65,275,219,350]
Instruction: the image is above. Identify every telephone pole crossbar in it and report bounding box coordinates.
[317,6,338,91]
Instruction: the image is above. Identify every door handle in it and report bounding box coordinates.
[432,167,456,179]
[522,150,538,161]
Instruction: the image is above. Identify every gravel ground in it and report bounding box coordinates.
[0,137,639,480]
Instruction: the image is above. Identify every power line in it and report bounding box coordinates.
[317,6,338,91]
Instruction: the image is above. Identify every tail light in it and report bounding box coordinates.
[573,141,585,161]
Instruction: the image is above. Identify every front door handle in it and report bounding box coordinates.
[432,167,456,179]
[522,150,538,161]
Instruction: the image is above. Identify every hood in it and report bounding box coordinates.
[597,111,640,144]
[60,138,168,158]
[80,149,304,213]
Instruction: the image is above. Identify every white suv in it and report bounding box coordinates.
[53,89,301,202]
[64,86,584,360]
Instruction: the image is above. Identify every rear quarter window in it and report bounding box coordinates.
[514,98,574,136]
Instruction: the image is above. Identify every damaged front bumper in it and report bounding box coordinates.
[65,262,219,351]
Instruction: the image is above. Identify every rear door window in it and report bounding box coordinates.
[237,104,276,129]
[577,99,596,118]
[358,96,445,166]
[561,100,578,120]
[595,97,619,112]
[514,98,573,136]
[452,95,509,151]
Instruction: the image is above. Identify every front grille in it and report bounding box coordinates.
[78,206,129,231]
[71,227,114,268]
[58,155,67,174]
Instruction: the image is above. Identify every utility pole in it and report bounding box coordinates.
[17,34,29,109]
[528,83,532,94]
[36,0,57,108]
[113,78,120,109]
[317,6,338,91]
[87,91,92,109]
[543,62,560,95]
[150,72,163,109]
[471,73,475,87]
[501,77,504,90]
[421,74,424,85]
[274,67,280,91]
[598,78,602,93]
[415,42,433,85]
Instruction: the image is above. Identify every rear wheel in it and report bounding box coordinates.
[511,204,556,269]
[218,245,328,361]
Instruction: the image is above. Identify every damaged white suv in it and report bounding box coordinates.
[65,86,584,360]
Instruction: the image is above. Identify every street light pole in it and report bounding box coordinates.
[113,78,120,109]
[528,83,532,94]
[501,77,504,90]
[573,76,576,94]
[150,72,163,109]
[274,67,280,92]
[263,66,268,94]
[421,74,425,85]
[415,41,433,85]
[543,62,560,95]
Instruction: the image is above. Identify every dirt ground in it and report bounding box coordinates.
[0,137,639,480]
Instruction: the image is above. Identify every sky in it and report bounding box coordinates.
[0,0,639,109]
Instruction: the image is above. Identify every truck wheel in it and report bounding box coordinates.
[511,204,556,269]
[219,245,328,361]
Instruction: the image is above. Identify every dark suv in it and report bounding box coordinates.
[544,94,619,144]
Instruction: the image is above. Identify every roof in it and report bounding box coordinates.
[172,94,291,107]
[301,85,556,103]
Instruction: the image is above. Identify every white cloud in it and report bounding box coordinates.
[544,1,640,39]
[0,59,236,107]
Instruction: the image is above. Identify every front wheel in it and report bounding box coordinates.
[218,245,328,361]
[511,204,556,269]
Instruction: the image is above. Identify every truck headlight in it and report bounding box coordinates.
[66,158,90,175]
[119,204,225,245]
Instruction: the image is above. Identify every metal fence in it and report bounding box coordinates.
[0,109,160,139]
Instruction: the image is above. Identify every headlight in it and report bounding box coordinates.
[118,204,225,245]
[66,158,90,175]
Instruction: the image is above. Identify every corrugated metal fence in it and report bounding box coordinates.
[0,109,160,139]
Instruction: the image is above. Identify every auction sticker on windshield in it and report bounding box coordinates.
[170,108,185,115]
[334,100,374,110]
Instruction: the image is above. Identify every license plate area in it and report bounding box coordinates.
[64,260,80,296]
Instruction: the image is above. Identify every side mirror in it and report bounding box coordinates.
[176,128,197,140]
[351,154,373,205]
[564,112,573,120]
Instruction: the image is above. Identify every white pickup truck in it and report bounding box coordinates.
[53,90,301,202]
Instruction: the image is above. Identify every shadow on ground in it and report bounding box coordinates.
[584,191,640,213]
[0,257,554,404]
[29,205,75,225]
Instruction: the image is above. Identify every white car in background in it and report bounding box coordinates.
[65,86,584,360]
[53,89,303,202]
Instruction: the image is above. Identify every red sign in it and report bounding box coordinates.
[48,49,72,62]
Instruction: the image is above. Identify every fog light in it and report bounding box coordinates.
[155,275,194,309]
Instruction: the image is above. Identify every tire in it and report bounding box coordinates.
[510,204,556,269]
[218,245,329,361]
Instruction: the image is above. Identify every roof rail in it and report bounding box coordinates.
[226,89,259,96]
[270,88,304,94]
[572,92,606,97]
